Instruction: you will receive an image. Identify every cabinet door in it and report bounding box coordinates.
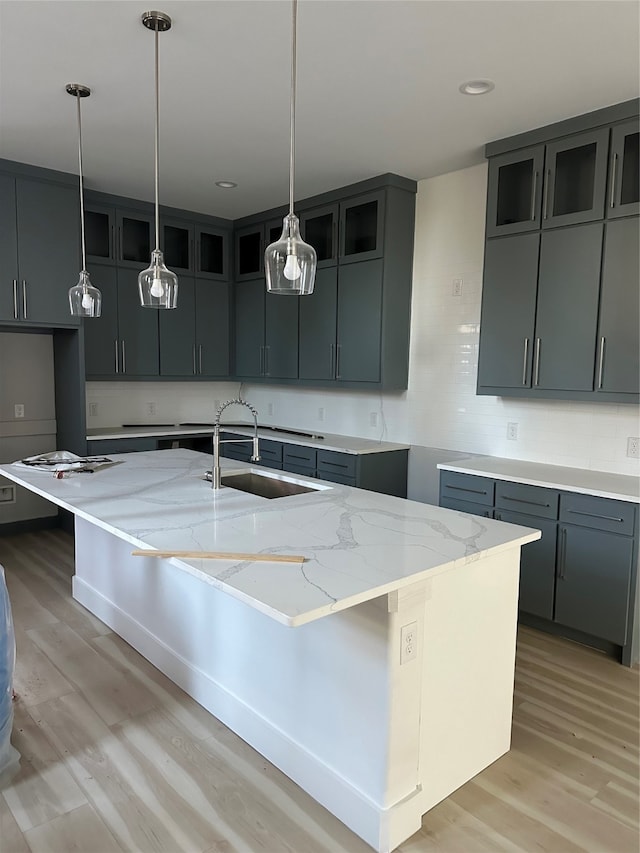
[159,276,196,376]
[534,223,603,391]
[235,225,263,282]
[608,120,639,218]
[196,226,229,280]
[234,279,265,377]
[596,218,639,394]
[15,178,80,326]
[299,267,338,380]
[486,146,545,237]
[440,496,493,517]
[162,217,193,274]
[300,204,338,267]
[84,264,119,377]
[542,128,609,228]
[494,509,556,620]
[0,175,19,322]
[85,203,116,264]
[116,210,153,267]
[555,524,633,645]
[265,292,299,379]
[336,259,382,382]
[477,233,539,389]
[196,279,230,377]
[116,267,159,376]
[339,191,385,264]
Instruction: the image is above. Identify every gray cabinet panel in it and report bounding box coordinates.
[298,267,338,380]
[486,145,545,237]
[608,120,640,218]
[494,509,556,620]
[160,277,196,376]
[597,218,639,394]
[555,524,633,645]
[477,233,539,389]
[234,280,264,377]
[439,471,494,506]
[84,264,118,376]
[0,175,18,322]
[265,292,299,379]
[116,267,159,376]
[196,279,230,377]
[535,223,603,391]
[559,492,635,536]
[543,128,609,228]
[336,259,383,382]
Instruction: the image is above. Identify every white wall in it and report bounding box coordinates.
[87,162,640,493]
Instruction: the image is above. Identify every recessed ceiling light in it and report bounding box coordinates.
[215,180,237,189]
[459,80,495,96]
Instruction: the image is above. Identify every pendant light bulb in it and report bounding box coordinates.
[264,0,316,295]
[139,11,178,309]
[66,83,102,319]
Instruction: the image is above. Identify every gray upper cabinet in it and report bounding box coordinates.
[162,217,193,274]
[339,191,385,264]
[235,224,263,282]
[542,128,609,228]
[336,259,383,382]
[234,281,299,380]
[86,201,154,268]
[608,120,640,218]
[298,267,338,380]
[234,280,265,378]
[300,204,338,267]
[485,145,545,237]
[195,224,230,280]
[196,279,230,377]
[596,218,639,394]
[84,264,118,376]
[85,203,116,265]
[159,277,197,376]
[264,292,299,379]
[0,174,80,327]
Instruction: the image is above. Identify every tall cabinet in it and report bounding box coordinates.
[477,100,639,404]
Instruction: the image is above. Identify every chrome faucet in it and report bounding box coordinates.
[211,398,260,489]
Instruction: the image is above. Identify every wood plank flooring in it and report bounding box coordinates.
[0,529,638,853]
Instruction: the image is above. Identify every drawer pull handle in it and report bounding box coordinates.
[287,453,312,461]
[559,527,567,580]
[567,509,624,523]
[12,280,18,319]
[501,495,550,508]
[446,485,487,496]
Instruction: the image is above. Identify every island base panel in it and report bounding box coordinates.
[72,517,521,852]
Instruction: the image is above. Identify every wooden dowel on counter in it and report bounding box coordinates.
[131,549,306,564]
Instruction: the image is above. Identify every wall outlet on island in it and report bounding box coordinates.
[627,437,640,458]
[400,621,418,665]
[146,402,156,417]
[14,403,24,419]
[507,422,518,441]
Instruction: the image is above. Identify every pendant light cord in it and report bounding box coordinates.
[75,93,87,273]
[154,24,160,252]
[289,0,297,217]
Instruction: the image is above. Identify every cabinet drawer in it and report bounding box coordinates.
[88,439,157,454]
[283,446,317,471]
[559,493,636,535]
[495,481,558,519]
[317,470,357,487]
[284,461,317,478]
[317,450,357,479]
[439,471,494,507]
[440,496,493,518]
[220,431,251,462]
[258,439,283,464]
[256,459,283,471]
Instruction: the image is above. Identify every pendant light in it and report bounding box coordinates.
[264,0,316,295]
[67,84,102,318]
[138,10,178,309]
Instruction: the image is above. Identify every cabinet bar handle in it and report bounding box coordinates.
[192,344,197,375]
[567,508,624,523]
[530,172,538,220]
[609,153,618,208]
[522,337,529,385]
[559,527,567,579]
[446,485,488,496]
[121,340,126,374]
[597,336,605,389]
[542,169,550,220]
[336,343,342,379]
[12,280,18,319]
[114,339,119,374]
[534,337,541,386]
[21,280,27,319]
[501,495,550,508]
[198,344,203,374]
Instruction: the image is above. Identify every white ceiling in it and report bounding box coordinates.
[1,0,638,220]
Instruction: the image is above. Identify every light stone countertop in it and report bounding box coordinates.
[438,456,640,503]
[1,448,539,626]
[86,424,410,455]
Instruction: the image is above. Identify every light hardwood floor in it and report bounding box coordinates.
[0,529,638,853]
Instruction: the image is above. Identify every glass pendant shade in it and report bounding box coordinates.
[138,249,178,308]
[69,270,102,318]
[265,214,317,295]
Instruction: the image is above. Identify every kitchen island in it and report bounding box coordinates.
[0,449,540,852]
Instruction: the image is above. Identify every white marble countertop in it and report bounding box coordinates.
[438,456,640,503]
[1,449,539,626]
[86,424,409,455]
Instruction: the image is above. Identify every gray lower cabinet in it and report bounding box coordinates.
[0,174,80,327]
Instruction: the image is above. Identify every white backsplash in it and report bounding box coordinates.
[86,162,640,478]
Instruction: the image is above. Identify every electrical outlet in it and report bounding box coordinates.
[400,621,418,665]
[267,402,274,416]
[370,412,378,428]
[627,437,640,458]
[452,278,463,296]
[146,402,156,417]
[318,407,325,422]
[89,402,98,418]
[14,404,24,419]
[507,422,518,441]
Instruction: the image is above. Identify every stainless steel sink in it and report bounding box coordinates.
[220,471,323,499]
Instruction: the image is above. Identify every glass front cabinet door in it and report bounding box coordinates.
[300,204,338,267]
[608,120,640,218]
[338,191,385,264]
[485,146,545,237]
